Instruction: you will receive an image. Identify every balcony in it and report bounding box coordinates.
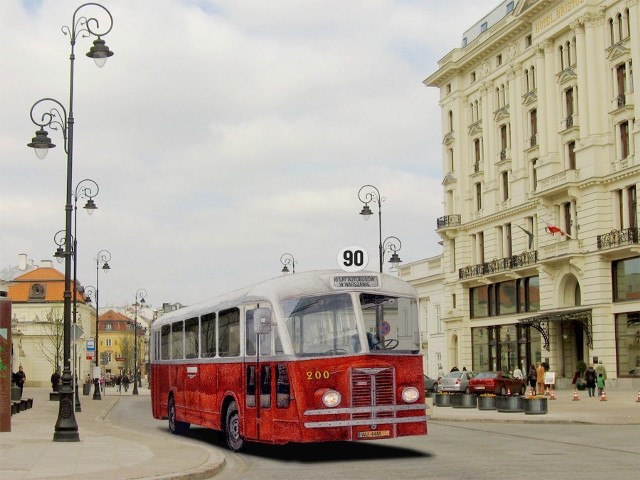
[437,214,461,229]
[535,169,579,197]
[597,227,639,250]
[525,134,538,150]
[458,251,538,280]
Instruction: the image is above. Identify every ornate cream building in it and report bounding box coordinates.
[424,0,639,387]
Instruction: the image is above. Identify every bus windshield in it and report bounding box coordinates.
[282,292,420,356]
[283,293,360,356]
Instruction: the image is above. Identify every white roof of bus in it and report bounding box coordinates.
[151,269,417,330]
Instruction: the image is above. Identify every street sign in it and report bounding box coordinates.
[72,325,84,342]
[86,338,95,352]
[337,246,369,272]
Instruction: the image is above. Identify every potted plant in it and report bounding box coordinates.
[434,392,452,407]
[496,394,524,412]
[452,393,477,408]
[523,394,548,414]
[477,393,497,410]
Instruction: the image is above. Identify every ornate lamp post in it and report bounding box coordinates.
[280,253,296,274]
[132,289,147,395]
[91,250,110,400]
[26,3,114,442]
[382,236,403,271]
[71,178,99,412]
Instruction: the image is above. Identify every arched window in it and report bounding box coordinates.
[617,13,623,42]
[531,66,536,89]
[609,18,615,45]
[448,110,453,132]
[559,45,564,71]
[625,9,630,40]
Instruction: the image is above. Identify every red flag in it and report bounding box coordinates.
[542,219,570,237]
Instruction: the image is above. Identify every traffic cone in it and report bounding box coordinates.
[572,390,580,401]
[529,388,535,397]
[550,390,556,400]
[636,391,640,402]
[545,387,550,396]
[507,388,511,396]
[600,391,607,401]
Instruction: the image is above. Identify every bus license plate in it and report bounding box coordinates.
[357,430,390,439]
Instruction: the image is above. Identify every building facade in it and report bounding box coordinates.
[98,309,148,381]
[397,255,447,378]
[425,0,639,387]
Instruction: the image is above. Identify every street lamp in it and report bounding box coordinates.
[71,178,99,412]
[132,289,147,395]
[357,185,403,273]
[280,253,296,274]
[26,3,114,443]
[91,250,110,400]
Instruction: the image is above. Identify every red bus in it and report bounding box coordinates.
[150,270,427,451]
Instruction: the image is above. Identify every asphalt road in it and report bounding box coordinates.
[109,396,640,480]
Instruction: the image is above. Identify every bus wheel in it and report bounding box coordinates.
[168,396,190,435]
[225,401,245,452]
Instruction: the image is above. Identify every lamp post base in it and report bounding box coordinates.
[92,378,102,400]
[53,368,79,442]
[74,382,81,412]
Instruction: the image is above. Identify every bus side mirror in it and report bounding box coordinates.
[253,308,273,335]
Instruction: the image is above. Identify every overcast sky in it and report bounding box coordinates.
[1,0,500,309]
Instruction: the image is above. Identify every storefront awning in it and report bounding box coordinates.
[518,308,592,351]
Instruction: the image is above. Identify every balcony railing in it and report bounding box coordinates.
[459,251,538,280]
[597,227,639,250]
[437,214,461,229]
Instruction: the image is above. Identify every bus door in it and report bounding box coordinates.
[243,307,275,441]
[183,317,201,424]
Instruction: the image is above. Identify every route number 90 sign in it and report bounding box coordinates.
[337,246,369,272]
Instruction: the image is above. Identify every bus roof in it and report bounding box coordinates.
[151,269,417,330]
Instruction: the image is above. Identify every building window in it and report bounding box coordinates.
[474,138,482,165]
[530,109,538,146]
[446,83,451,94]
[506,1,514,13]
[475,182,482,211]
[615,312,640,377]
[613,257,640,302]
[525,34,532,48]
[530,159,538,191]
[629,186,637,229]
[105,339,112,347]
[620,121,630,159]
[471,277,539,319]
[480,22,488,33]
[501,171,509,201]
[105,323,112,331]
[568,141,576,169]
[496,54,502,66]
[435,305,442,334]
[471,71,476,83]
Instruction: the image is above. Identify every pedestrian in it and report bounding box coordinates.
[585,364,597,397]
[14,366,26,398]
[51,370,61,392]
[513,366,524,380]
[527,364,537,394]
[596,373,605,397]
[450,366,459,372]
[123,373,130,392]
[536,362,545,396]
[116,374,122,393]
[595,361,607,381]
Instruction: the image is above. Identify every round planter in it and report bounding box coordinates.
[451,393,477,408]
[496,395,523,412]
[434,393,452,407]
[477,395,497,410]
[523,397,548,415]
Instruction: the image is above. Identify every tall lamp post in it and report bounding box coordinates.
[91,250,110,399]
[132,289,147,396]
[26,3,114,442]
[71,178,99,412]
[280,253,296,274]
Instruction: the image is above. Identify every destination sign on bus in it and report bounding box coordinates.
[332,275,379,288]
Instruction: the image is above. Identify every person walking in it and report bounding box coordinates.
[14,366,26,398]
[585,364,597,397]
[513,366,524,380]
[596,373,606,397]
[123,373,130,392]
[527,364,537,394]
[50,370,61,392]
[536,362,545,396]
[595,361,607,381]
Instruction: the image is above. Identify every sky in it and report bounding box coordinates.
[0,0,501,310]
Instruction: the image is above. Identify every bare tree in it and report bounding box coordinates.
[36,306,64,374]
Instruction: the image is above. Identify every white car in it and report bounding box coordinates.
[439,371,477,393]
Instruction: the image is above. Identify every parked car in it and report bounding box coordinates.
[439,370,476,393]
[423,375,439,393]
[468,371,526,396]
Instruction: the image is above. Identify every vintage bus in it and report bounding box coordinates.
[150,270,427,451]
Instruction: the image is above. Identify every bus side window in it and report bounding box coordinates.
[171,321,184,360]
[219,308,240,357]
[185,317,199,359]
[276,364,290,408]
[260,365,271,408]
[160,325,171,360]
[201,312,216,357]
[245,310,256,356]
[246,365,256,407]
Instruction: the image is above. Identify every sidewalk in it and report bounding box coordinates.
[0,386,225,480]
[1,388,638,480]
[427,388,640,424]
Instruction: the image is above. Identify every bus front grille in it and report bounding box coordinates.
[350,367,395,420]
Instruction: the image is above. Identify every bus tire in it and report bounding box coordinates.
[168,395,190,435]
[225,400,245,452]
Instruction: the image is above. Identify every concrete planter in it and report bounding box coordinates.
[496,395,523,412]
[452,394,477,408]
[523,397,548,415]
[434,393,452,407]
[477,395,497,410]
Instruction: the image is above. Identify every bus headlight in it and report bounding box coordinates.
[401,386,419,403]
[321,389,342,408]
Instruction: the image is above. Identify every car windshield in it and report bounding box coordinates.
[475,372,498,379]
[444,372,464,379]
[283,293,360,356]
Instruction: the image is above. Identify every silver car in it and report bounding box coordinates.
[439,370,476,393]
